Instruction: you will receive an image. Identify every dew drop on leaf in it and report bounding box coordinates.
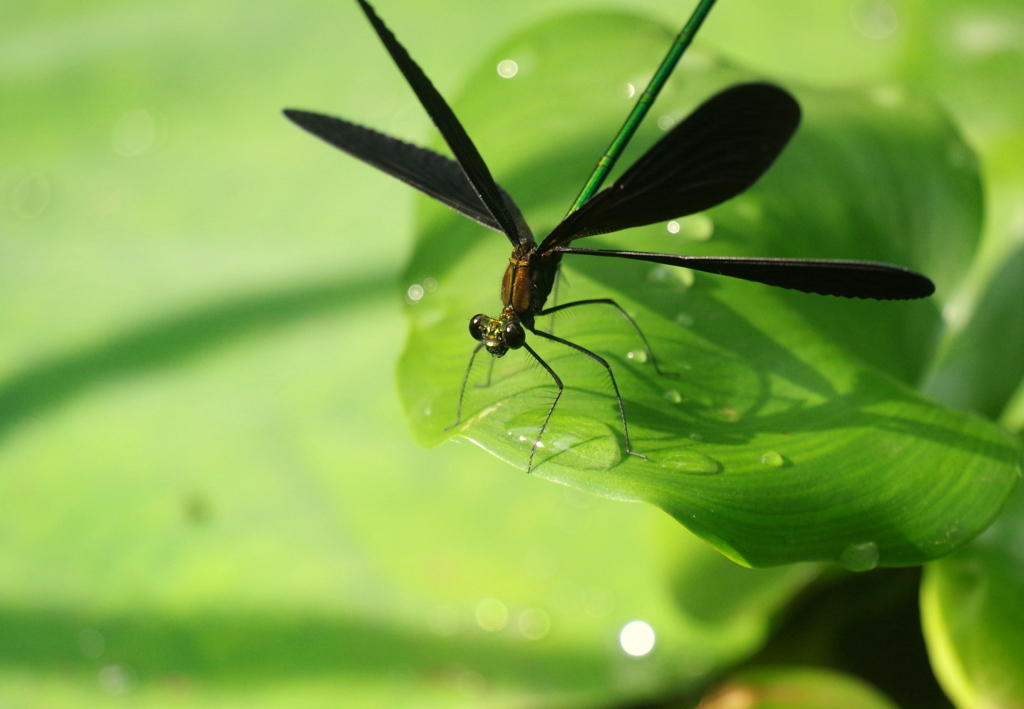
[505,413,622,469]
[839,541,880,572]
[649,447,719,474]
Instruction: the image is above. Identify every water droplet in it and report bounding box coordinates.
[423,407,432,417]
[851,0,898,40]
[760,451,785,467]
[664,390,682,404]
[504,413,621,469]
[839,542,880,572]
[496,59,518,78]
[688,432,703,441]
[620,620,656,656]
[111,108,159,157]
[626,349,648,363]
[423,277,438,292]
[657,115,675,131]
[649,447,719,474]
[406,283,425,303]
[671,214,714,241]
[475,598,508,631]
[620,82,636,99]
[675,312,694,327]
[667,220,681,234]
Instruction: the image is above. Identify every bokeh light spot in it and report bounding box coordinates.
[619,619,655,656]
[475,598,508,631]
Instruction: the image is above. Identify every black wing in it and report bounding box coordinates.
[283,110,532,239]
[558,248,935,300]
[539,83,800,251]
[353,0,529,246]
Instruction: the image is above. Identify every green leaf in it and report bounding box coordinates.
[924,243,1024,419]
[922,478,1024,709]
[699,667,900,709]
[396,12,1021,568]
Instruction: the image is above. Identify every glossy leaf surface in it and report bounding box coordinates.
[397,13,1021,567]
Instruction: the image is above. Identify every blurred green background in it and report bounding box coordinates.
[2,0,1023,707]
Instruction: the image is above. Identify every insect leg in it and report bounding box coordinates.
[475,355,496,388]
[520,342,563,474]
[537,298,673,376]
[531,328,647,462]
[445,342,485,431]
[547,264,563,335]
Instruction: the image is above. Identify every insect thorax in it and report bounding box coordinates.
[500,246,561,322]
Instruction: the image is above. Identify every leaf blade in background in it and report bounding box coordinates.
[698,667,900,709]
[922,478,1024,709]
[923,243,1024,420]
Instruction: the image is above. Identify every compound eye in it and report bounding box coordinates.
[469,314,487,341]
[504,320,525,349]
